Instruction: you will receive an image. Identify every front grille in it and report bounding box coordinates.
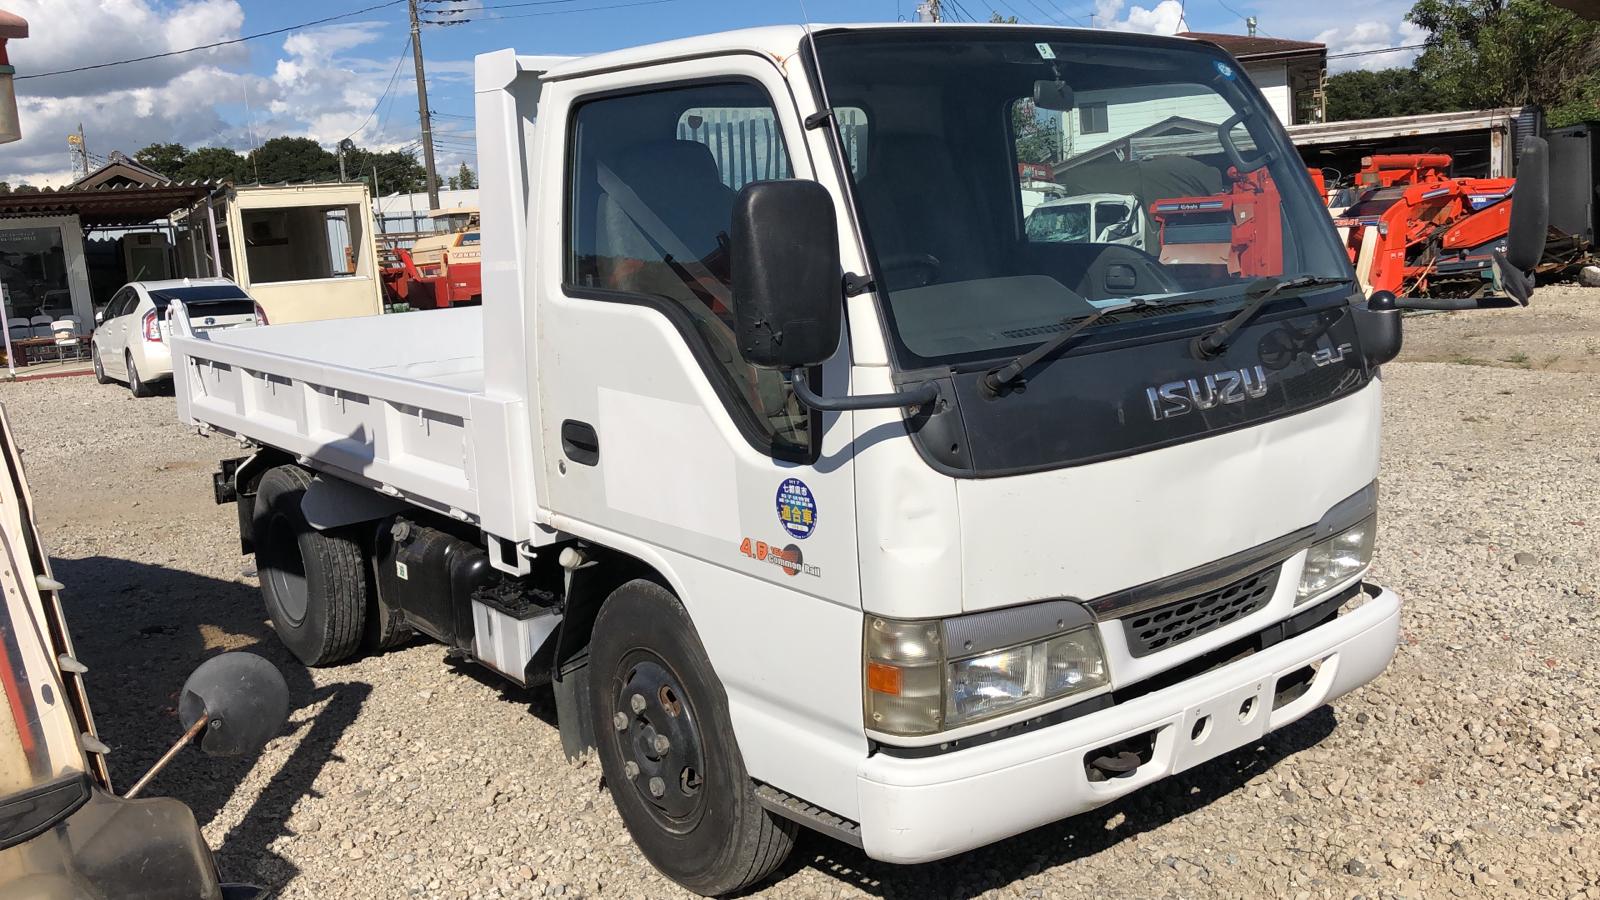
[1122,564,1281,657]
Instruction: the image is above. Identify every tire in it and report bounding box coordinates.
[252,465,367,666]
[91,344,111,384]
[126,351,154,398]
[589,580,795,896]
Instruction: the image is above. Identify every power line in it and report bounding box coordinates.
[438,0,680,22]
[1327,42,1426,60]
[991,1,1032,22]
[18,0,407,81]
[1048,2,1090,26]
[426,0,603,11]
[340,37,413,146]
[944,0,977,22]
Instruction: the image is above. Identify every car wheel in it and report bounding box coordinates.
[252,465,367,667]
[589,580,795,896]
[126,351,154,398]
[92,344,111,384]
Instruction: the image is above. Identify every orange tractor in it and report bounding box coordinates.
[1332,153,1523,302]
[380,209,483,310]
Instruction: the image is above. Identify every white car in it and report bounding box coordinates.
[92,278,262,397]
[1025,192,1151,251]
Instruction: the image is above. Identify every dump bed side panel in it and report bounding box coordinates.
[169,304,535,541]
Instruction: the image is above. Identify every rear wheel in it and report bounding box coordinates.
[91,344,111,384]
[589,580,795,896]
[125,351,154,398]
[252,466,366,666]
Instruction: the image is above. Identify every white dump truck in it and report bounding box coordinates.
[168,23,1547,896]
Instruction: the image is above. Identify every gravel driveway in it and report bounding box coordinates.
[3,285,1598,899]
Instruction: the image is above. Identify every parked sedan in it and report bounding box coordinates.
[92,279,262,397]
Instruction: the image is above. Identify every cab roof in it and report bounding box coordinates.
[539,23,1204,81]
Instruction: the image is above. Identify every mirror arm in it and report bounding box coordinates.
[790,368,939,412]
[1391,296,1523,311]
[123,712,210,799]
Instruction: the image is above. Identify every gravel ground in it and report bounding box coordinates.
[3,284,1599,899]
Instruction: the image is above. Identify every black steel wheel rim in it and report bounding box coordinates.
[610,652,707,831]
[264,513,309,624]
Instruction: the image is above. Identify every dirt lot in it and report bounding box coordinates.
[3,284,1599,900]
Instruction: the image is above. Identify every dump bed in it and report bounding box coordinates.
[169,302,537,543]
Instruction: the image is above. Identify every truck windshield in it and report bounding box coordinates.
[811,29,1350,369]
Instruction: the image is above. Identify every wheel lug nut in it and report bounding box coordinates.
[630,693,647,714]
[648,776,665,798]
[652,735,670,754]
[623,761,639,779]
[613,712,629,732]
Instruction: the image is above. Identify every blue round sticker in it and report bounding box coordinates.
[1213,59,1236,80]
[776,478,817,539]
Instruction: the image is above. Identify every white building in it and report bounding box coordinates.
[1058,32,1326,169]
[373,188,479,235]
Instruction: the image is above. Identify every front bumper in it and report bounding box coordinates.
[855,584,1400,863]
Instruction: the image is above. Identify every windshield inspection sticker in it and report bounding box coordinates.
[776,478,817,539]
[1035,42,1056,60]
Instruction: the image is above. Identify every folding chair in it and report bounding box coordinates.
[52,320,83,362]
[28,314,53,339]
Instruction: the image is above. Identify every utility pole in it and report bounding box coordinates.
[915,0,940,22]
[373,165,385,233]
[409,0,440,210]
[67,123,88,179]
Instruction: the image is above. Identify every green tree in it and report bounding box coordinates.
[1408,0,1600,125]
[133,142,190,179]
[454,163,476,190]
[181,146,248,183]
[0,182,10,195]
[249,136,339,184]
[1325,68,1446,121]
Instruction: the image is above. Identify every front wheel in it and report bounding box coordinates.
[589,580,795,896]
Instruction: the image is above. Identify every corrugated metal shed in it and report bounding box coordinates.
[0,182,216,228]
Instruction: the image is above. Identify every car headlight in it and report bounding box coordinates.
[864,614,1107,736]
[1296,515,1375,604]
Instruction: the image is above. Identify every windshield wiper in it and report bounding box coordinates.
[983,302,1140,393]
[981,290,1220,393]
[1192,274,1351,359]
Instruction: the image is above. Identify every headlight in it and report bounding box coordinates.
[865,614,1107,736]
[1296,515,1375,604]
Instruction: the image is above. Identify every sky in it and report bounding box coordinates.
[0,0,1427,188]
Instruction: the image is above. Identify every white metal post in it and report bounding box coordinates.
[1,282,15,379]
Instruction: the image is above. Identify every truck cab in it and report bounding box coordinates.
[164,23,1545,897]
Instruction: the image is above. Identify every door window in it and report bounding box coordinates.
[566,80,811,457]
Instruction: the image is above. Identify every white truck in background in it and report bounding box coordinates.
[167,24,1547,896]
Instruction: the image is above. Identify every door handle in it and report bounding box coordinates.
[560,420,600,466]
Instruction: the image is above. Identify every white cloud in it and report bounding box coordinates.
[1094,0,1187,34]
[1315,19,1428,72]
[1,0,471,187]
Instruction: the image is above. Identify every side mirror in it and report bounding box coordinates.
[123,652,289,799]
[1505,136,1549,273]
[1354,291,1404,367]
[177,651,289,757]
[731,180,842,370]
[730,180,940,413]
